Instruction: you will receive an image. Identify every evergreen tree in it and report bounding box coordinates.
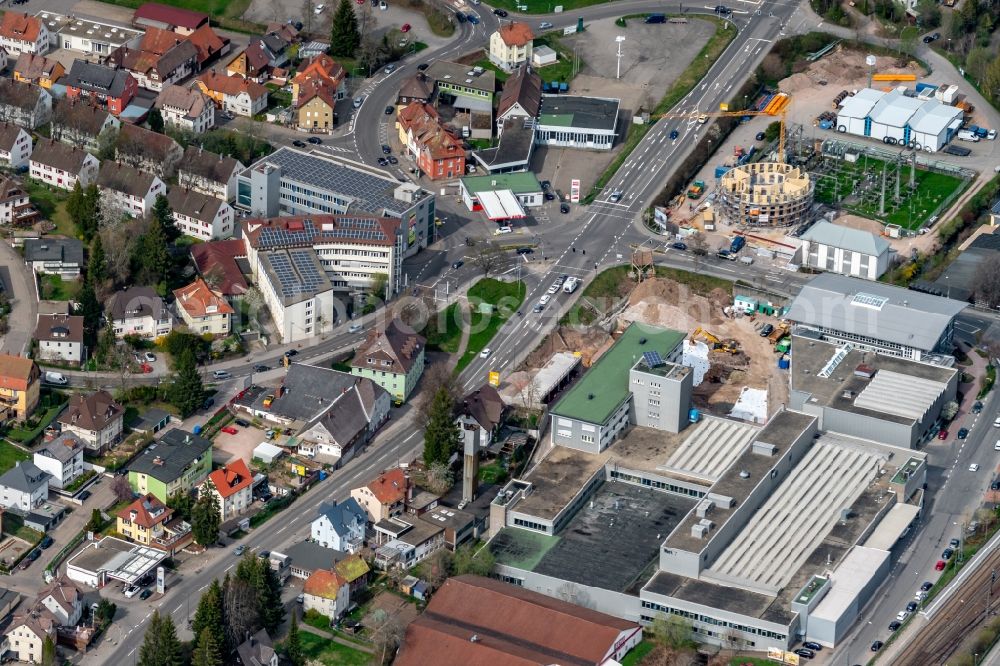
[67,182,86,238]
[41,636,56,666]
[168,348,205,417]
[137,610,182,666]
[136,219,170,291]
[68,183,100,240]
[191,486,221,546]
[166,490,194,521]
[329,0,360,57]
[148,108,164,134]
[286,614,303,666]
[422,386,460,466]
[192,579,225,642]
[191,627,223,666]
[76,278,101,351]
[235,551,285,632]
[88,234,107,284]
[152,194,180,243]
[95,319,117,365]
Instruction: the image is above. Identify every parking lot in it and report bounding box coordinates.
[212,420,266,465]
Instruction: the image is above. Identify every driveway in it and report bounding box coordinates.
[0,242,38,357]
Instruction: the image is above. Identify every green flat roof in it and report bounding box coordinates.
[550,323,685,424]
[538,114,573,127]
[461,172,541,194]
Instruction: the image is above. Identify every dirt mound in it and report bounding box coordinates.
[629,277,681,306]
[525,326,611,368]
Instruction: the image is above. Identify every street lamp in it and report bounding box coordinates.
[615,36,626,80]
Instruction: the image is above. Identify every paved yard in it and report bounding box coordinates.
[212,421,267,464]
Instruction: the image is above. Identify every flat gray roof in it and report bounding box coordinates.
[791,335,957,425]
[494,482,695,593]
[426,61,496,94]
[786,273,966,352]
[537,95,620,132]
[246,147,426,218]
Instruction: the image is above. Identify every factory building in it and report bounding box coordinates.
[835,88,963,152]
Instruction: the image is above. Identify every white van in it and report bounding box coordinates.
[562,277,579,294]
[44,371,68,385]
[212,370,231,380]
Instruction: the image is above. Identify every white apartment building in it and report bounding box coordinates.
[29,138,99,191]
[310,498,367,553]
[0,122,32,169]
[168,186,234,241]
[96,162,166,218]
[203,459,253,523]
[255,247,336,343]
[156,84,215,133]
[488,23,533,72]
[177,147,244,202]
[33,432,85,490]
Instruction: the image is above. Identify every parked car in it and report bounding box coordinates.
[202,397,215,410]
[544,191,556,201]
[539,21,553,29]
[308,137,322,145]
[493,8,508,16]
[938,429,948,440]
[377,157,389,166]
[759,324,775,337]
[942,548,954,559]
[382,144,392,154]
[139,589,153,600]
[284,349,298,357]
[384,64,396,74]
[144,352,156,362]
[516,247,534,255]
[221,426,238,435]
[212,370,231,380]
[234,545,245,556]
[888,620,901,631]
[385,105,395,115]
[253,365,269,373]
[78,490,91,501]
[672,242,687,251]
[895,610,909,622]
[793,649,814,659]
[756,131,767,141]
[40,536,53,549]
[27,550,40,562]
[935,560,946,571]
[292,140,306,147]
[417,63,429,71]
[906,601,918,613]
[921,581,933,591]
[388,156,398,165]
[353,96,365,108]
[969,463,980,472]
[802,642,822,652]
[949,538,961,549]
[972,401,983,414]
[560,203,570,214]
[235,418,251,427]
[124,585,140,599]
[401,23,411,32]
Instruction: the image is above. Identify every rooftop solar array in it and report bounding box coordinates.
[851,293,888,310]
[261,248,332,303]
[253,148,419,217]
[642,350,664,368]
[254,217,391,250]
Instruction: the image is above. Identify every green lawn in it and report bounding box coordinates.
[5,401,67,445]
[423,302,464,353]
[39,274,80,302]
[457,279,525,372]
[653,266,732,297]
[0,441,29,475]
[96,0,262,32]
[621,640,656,666]
[813,155,966,231]
[474,58,510,83]
[532,33,582,84]
[585,15,737,202]
[22,179,73,234]
[295,632,370,666]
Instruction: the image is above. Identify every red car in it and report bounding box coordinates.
[140,363,153,374]
[935,560,946,571]
[401,23,411,32]
[938,429,948,440]
[221,426,238,435]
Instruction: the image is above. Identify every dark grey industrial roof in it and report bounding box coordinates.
[23,238,83,265]
[474,117,535,170]
[245,147,424,217]
[0,461,50,494]
[786,273,967,352]
[128,429,211,483]
[65,61,131,97]
[258,248,332,305]
[254,363,358,423]
[537,95,620,132]
[279,540,348,573]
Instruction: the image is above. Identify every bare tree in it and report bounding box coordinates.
[111,475,134,503]
[417,461,453,495]
[473,243,505,278]
[367,609,404,665]
[222,577,259,651]
[974,255,1000,308]
[417,361,462,424]
[419,548,452,589]
[687,231,708,272]
[98,224,137,285]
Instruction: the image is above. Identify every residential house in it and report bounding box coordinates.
[351,467,408,523]
[5,611,56,664]
[296,80,338,133]
[190,239,248,299]
[113,123,183,178]
[33,432,85,490]
[265,21,299,43]
[127,429,213,502]
[396,72,435,108]
[0,461,50,511]
[64,61,137,116]
[276,541,349,580]
[0,12,49,57]
[195,71,268,118]
[168,186,234,241]
[108,26,198,91]
[96,162,167,218]
[106,286,174,340]
[28,138,100,191]
[0,122,32,169]
[185,24,229,69]
[34,314,85,365]
[0,79,52,129]
[236,629,278,666]
[155,84,215,133]
[50,99,120,152]
[57,390,124,453]
[310,498,367,553]
[303,569,350,621]
[115,493,187,546]
[225,45,270,83]
[177,146,244,202]
[496,63,542,126]
[24,238,84,279]
[37,577,82,626]
[291,54,346,105]
[133,3,209,36]
[426,61,495,140]
[372,515,444,569]
[296,374,391,464]
[0,177,37,226]
[488,22,534,72]
[201,459,253,523]
[350,318,426,403]
[13,53,64,88]
[173,277,233,336]
[334,554,371,597]
[397,102,465,180]
[0,354,40,421]
[455,384,507,447]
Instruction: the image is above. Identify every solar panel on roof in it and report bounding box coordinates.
[642,351,665,368]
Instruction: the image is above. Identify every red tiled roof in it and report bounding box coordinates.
[297,78,338,111]
[206,458,252,499]
[138,26,185,55]
[134,3,209,30]
[0,354,38,392]
[363,467,407,505]
[173,277,234,319]
[395,576,639,666]
[190,239,248,297]
[304,569,347,599]
[397,101,464,161]
[118,493,173,529]
[186,24,228,64]
[0,12,41,44]
[497,22,534,47]
[197,71,268,100]
[293,54,345,88]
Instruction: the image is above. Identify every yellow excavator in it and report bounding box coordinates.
[690,327,740,354]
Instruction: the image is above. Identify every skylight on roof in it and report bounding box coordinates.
[851,293,888,310]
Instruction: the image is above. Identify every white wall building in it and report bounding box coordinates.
[0,122,32,169]
[0,461,50,511]
[835,88,963,152]
[33,433,85,490]
[310,498,367,553]
[97,162,166,218]
[168,187,234,241]
[0,12,49,57]
[106,286,173,341]
[29,138,99,191]
[203,459,253,523]
[156,85,215,134]
[799,221,892,280]
[255,248,336,343]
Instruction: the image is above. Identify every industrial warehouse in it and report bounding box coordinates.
[835,87,965,152]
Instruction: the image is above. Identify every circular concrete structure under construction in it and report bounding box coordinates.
[717,162,815,228]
